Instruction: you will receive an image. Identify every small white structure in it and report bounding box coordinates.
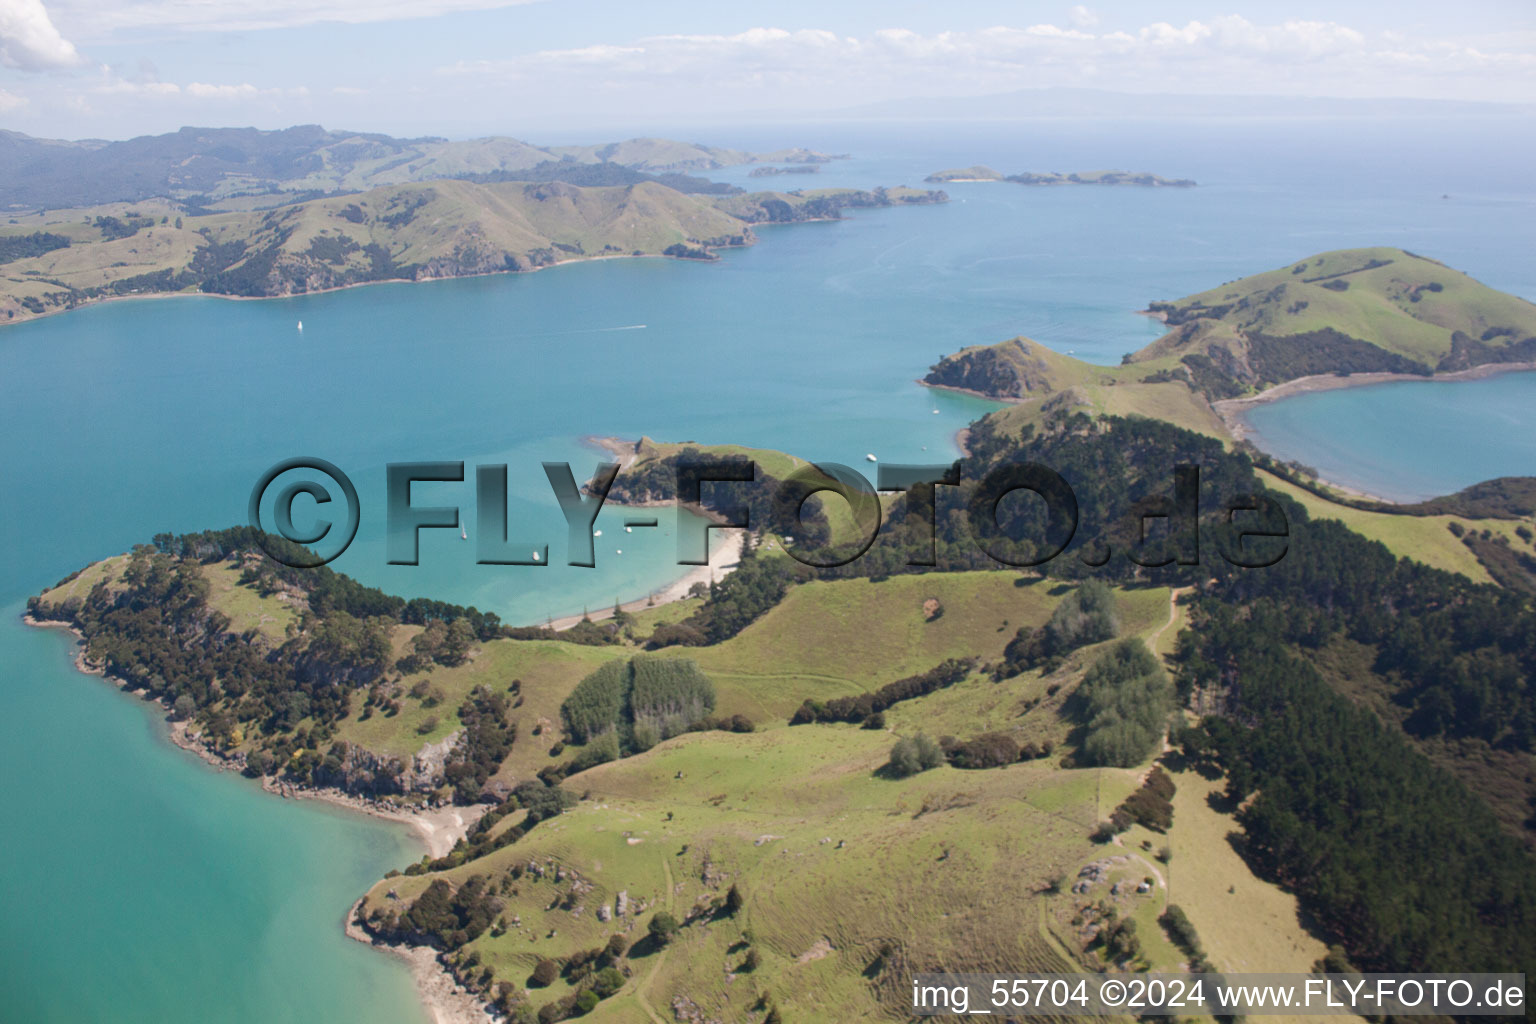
[865,453,877,462]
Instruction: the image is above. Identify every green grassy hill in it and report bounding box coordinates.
[1136,247,1536,386]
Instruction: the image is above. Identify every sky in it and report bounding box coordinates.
[1,0,1533,140]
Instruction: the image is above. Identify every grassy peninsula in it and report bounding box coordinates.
[0,181,945,324]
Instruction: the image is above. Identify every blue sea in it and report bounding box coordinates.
[1,117,1534,1022]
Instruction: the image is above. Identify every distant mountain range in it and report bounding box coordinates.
[0,126,838,212]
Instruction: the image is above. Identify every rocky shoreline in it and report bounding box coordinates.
[21,612,498,1023]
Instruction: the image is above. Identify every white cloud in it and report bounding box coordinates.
[0,86,28,110]
[48,0,541,36]
[437,17,1536,102]
[1069,6,1099,30]
[0,0,81,69]
[95,77,179,95]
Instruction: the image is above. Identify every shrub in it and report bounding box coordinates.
[530,959,559,987]
[861,711,886,729]
[1159,905,1203,957]
[1115,766,1177,831]
[648,911,680,945]
[590,967,624,998]
[945,731,1020,769]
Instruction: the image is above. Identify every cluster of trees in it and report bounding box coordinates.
[398,617,478,672]
[0,231,70,264]
[1069,640,1172,768]
[27,548,362,748]
[997,581,1119,676]
[1115,766,1176,832]
[443,687,518,804]
[400,875,502,948]
[789,658,976,725]
[1199,513,1536,753]
[93,214,155,240]
[1178,601,1536,977]
[1244,328,1431,386]
[942,731,1023,769]
[883,730,1052,776]
[560,656,717,755]
[646,545,793,648]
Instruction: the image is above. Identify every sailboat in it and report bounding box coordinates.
[297,320,303,331]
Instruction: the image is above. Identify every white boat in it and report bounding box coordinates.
[932,409,939,414]
[460,527,467,540]
[616,548,623,555]
[532,551,541,561]
[865,453,877,462]
[297,320,303,331]
[625,526,632,533]
[593,529,602,537]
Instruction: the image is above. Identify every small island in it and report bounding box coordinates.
[747,165,821,178]
[924,165,1005,182]
[1008,170,1196,187]
[926,167,1196,187]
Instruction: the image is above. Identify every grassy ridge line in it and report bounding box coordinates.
[0,181,944,325]
[0,126,842,209]
[1136,246,1536,375]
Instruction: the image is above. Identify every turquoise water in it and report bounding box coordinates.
[0,614,425,1024]
[2,117,1535,1021]
[1241,371,1536,502]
